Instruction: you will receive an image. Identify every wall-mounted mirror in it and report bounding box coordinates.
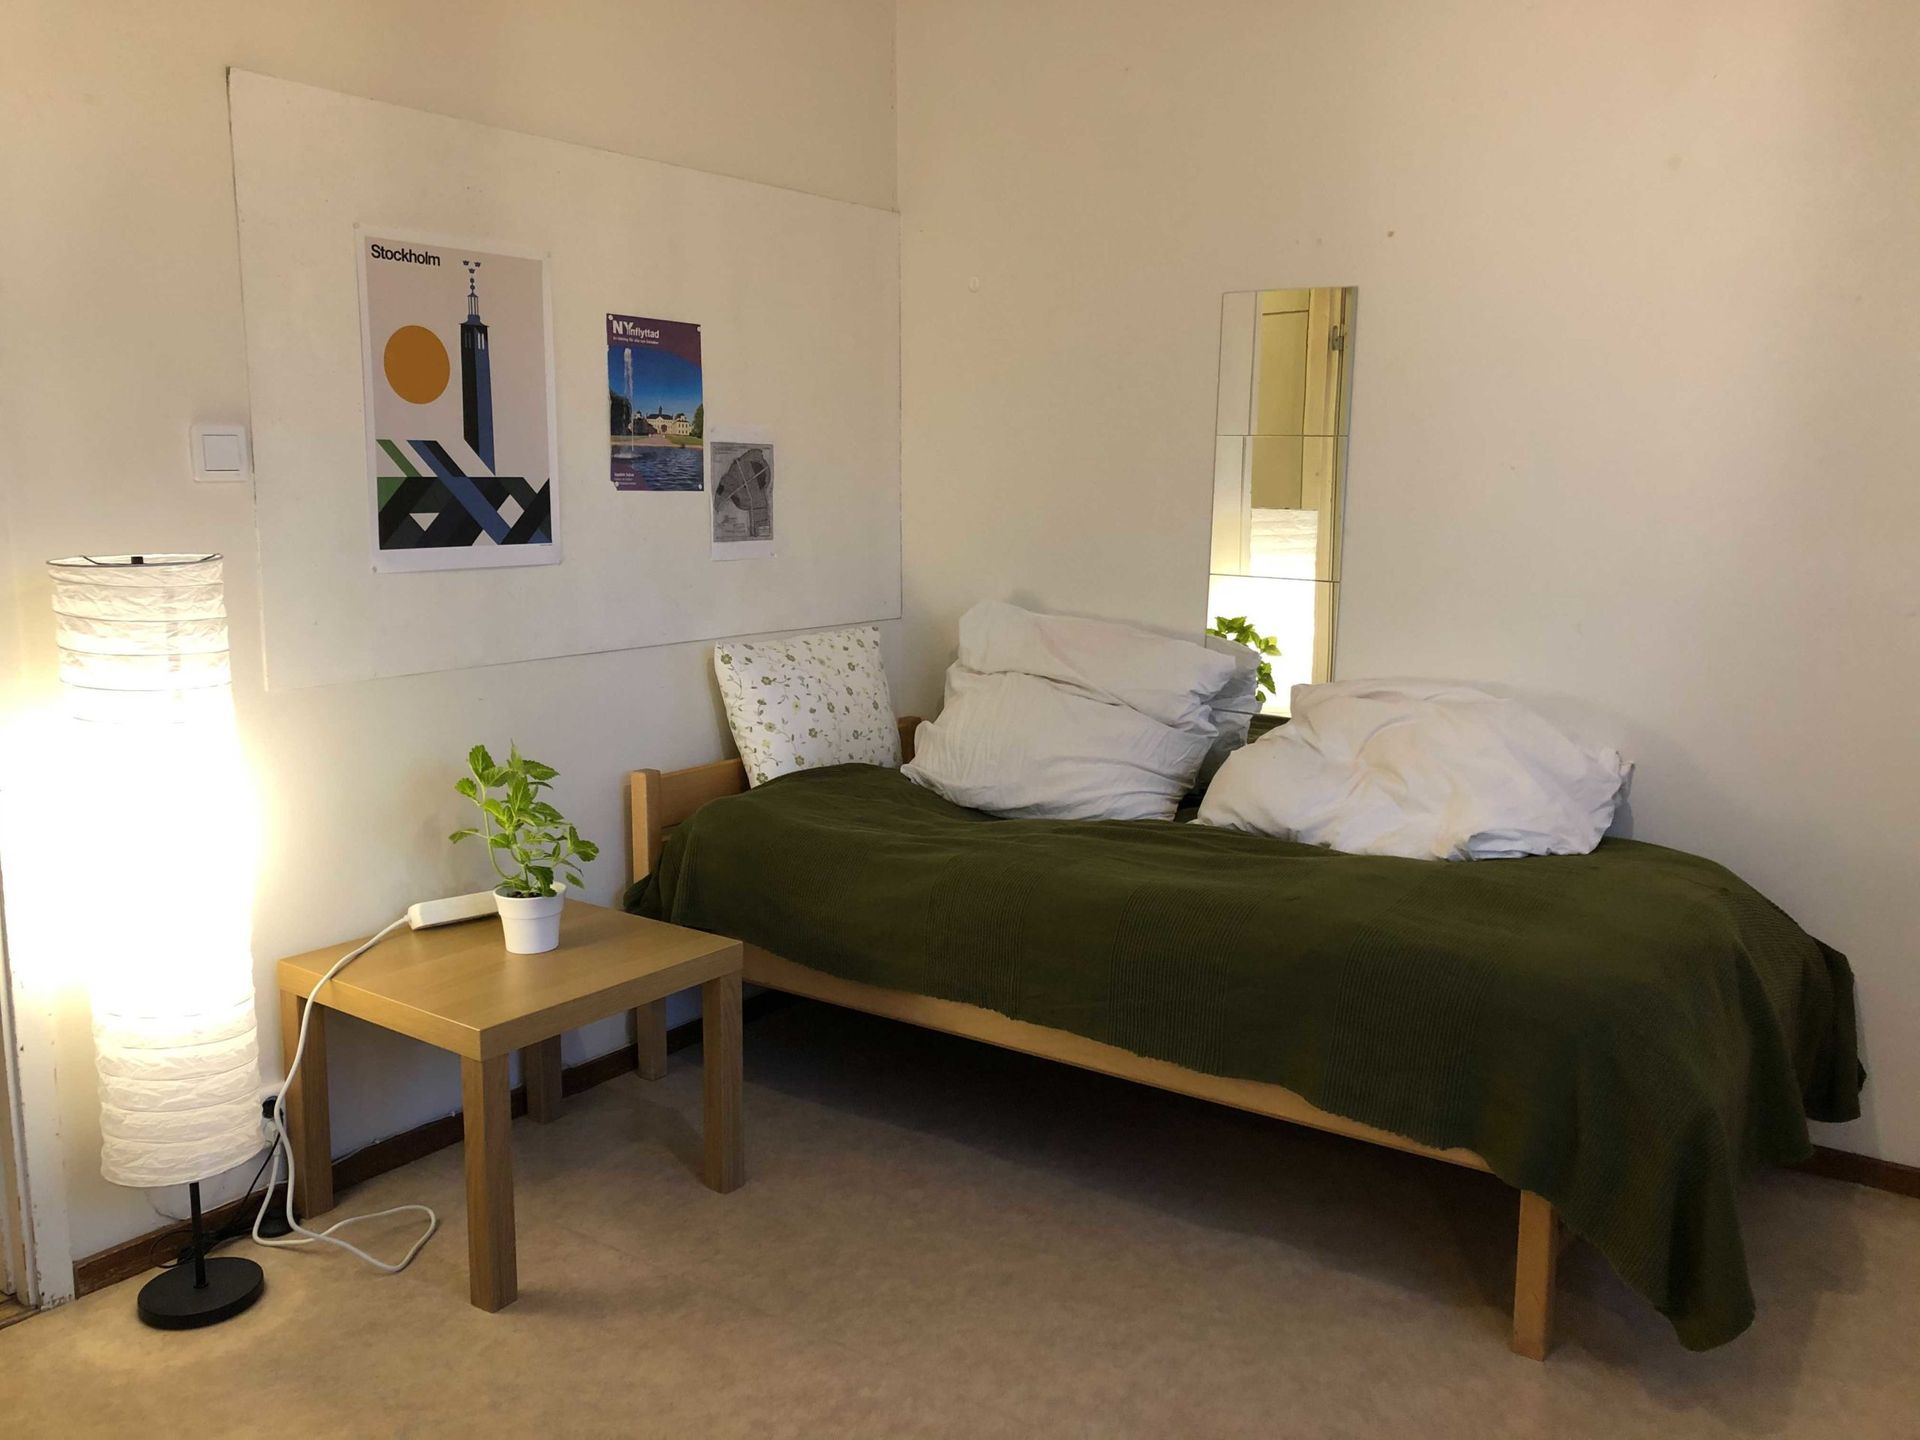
[1208,286,1355,713]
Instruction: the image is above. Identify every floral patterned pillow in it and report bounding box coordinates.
[714,625,901,786]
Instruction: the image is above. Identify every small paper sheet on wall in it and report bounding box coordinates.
[710,432,775,560]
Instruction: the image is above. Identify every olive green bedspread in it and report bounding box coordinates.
[626,764,1861,1348]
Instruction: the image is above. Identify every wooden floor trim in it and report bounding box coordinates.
[69,991,1913,1300]
[747,964,1920,1206]
[71,994,789,1299]
[1796,1145,1920,1200]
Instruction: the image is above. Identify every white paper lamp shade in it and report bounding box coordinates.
[49,554,267,1189]
[50,552,232,723]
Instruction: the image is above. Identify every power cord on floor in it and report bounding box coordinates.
[251,917,438,1272]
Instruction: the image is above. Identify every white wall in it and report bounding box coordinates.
[232,71,900,688]
[896,1,1920,1163]
[0,0,897,1259]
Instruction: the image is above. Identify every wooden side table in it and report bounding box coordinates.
[275,901,743,1311]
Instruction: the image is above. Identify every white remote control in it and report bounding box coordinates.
[406,891,498,930]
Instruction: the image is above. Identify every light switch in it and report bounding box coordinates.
[202,432,243,472]
[190,423,250,484]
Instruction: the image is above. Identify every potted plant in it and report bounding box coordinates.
[449,743,599,955]
[1207,614,1281,704]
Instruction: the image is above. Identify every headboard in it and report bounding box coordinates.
[628,716,921,885]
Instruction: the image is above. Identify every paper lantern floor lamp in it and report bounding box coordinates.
[49,553,267,1328]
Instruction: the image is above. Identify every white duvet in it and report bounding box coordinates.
[1197,680,1631,860]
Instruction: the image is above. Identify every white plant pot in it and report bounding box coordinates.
[495,885,566,955]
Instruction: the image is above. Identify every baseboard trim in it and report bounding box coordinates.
[72,994,789,1299]
[70,995,1912,1297]
[1796,1145,1920,1199]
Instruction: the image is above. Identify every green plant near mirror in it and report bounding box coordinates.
[449,743,599,898]
[1208,615,1281,704]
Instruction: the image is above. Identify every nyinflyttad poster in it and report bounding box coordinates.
[607,313,704,491]
[357,233,559,571]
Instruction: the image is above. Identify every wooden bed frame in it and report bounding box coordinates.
[626,717,1566,1359]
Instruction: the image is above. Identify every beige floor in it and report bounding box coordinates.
[5,1001,1916,1439]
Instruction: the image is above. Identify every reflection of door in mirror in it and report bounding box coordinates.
[1209,286,1354,714]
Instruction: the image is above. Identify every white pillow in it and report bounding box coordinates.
[1197,679,1631,860]
[1195,634,1260,789]
[902,601,1234,821]
[957,600,1234,735]
[905,668,1212,821]
[714,625,900,786]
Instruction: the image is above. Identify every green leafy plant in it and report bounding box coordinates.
[449,744,599,898]
[1208,615,1281,703]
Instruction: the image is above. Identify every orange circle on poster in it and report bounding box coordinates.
[383,325,450,404]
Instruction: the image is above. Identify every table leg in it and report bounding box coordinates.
[700,973,744,1193]
[461,1054,517,1311]
[633,999,669,1081]
[525,1036,564,1123]
[278,990,333,1219]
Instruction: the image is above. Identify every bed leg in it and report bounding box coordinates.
[1511,1190,1557,1360]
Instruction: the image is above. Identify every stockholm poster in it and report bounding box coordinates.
[357,234,558,571]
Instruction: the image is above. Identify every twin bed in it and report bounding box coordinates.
[625,716,1859,1358]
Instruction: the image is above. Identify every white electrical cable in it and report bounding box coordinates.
[252,916,438,1271]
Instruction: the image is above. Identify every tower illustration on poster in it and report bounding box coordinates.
[356,233,559,571]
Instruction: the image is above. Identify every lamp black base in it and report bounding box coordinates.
[136,1256,264,1330]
